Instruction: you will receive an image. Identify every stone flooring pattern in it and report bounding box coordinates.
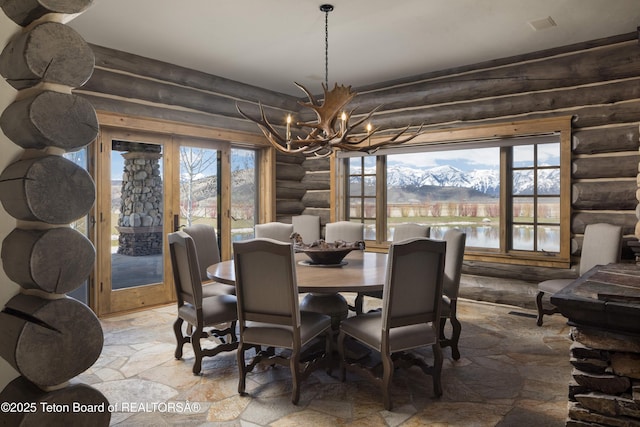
[76,296,572,426]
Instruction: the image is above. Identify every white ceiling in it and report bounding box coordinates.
[68,0,640,96]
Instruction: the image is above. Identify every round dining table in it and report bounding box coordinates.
[207,250,388,328]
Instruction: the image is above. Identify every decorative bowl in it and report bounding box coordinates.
[300,246,354,265]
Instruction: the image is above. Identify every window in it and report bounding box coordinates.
[348,156,378,240]
[337,117,571,267]
[231,148,258,242]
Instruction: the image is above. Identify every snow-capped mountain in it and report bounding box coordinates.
[379,164,559,197]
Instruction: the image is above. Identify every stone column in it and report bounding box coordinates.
[116,151,163,256]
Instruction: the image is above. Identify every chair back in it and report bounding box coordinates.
[183,223,220,282]
[168,231,203,308]
[233,238,299,327]
[292,215,321,243]
[382,238,446,330]
[579,223,623,275]
[442,229,466,299]
[254,222,294,243]
[325,221,364,243]
[392,223,430,242]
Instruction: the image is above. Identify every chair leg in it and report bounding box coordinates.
[536,291,561,327]
[449,302,462,360]
[354,293,364,315]
[237,343,248,396]
[432,343,443,397]
[191,325,204,375]
[381,351,394,411]
[290,349,301,405]
[536,291,546,326]
[173,317,187,360]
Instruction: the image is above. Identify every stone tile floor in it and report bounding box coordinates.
[77,296,572,426]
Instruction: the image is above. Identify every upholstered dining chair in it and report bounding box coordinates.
[392,222,430,242]
[353,223,431,315]
[292,214,321,243]
[254,221,294,242]
[536,222,623,326]
[324,221,364,243]
[183,224,235,296]
[438,228,466,360]
[233,238,333,405]
[168,231,238,375]
[338,237,446,411]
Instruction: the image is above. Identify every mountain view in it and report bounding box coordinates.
[356,164,560,202]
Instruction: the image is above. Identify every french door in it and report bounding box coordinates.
[94,127,261,316]
[96,128,176,316]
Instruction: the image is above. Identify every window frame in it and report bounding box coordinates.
[333,116,572,267]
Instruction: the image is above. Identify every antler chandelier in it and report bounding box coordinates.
[237,4,424,158]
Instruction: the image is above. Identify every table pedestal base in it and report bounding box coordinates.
[300,293,348,330]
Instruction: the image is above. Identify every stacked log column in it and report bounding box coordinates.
[0,1,109,425]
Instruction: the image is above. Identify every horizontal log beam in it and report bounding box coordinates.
[463,260,576,282]
[82,68,288,122]
[275,199,304,215]
[572,211,637,235]
[275,181,307,199]
[76,93,262,135]
[302,158,331,172]
[275,152,305,164]
[301,173,330,190]
[572,180,638,207]
[357,33,637,93]
[275,163,305,181]
[355,78,640,131]
[302,191,330,208]
[352,42,640,113]
[90,44,299,111]
[573,155,640,179]
[572,126,640,155]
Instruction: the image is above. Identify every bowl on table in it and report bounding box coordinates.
[300,246,354,265]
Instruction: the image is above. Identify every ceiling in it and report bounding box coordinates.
[68,0,640,96]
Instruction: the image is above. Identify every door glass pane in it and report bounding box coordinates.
[64,148,90,304]
[231,148,257,242]
[111,141,164,289]
[179,146,218,228]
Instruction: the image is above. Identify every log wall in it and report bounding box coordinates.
[346,32,640,277]
[74,32,640,280]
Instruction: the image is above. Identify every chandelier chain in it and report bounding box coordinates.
[324,8,329,88]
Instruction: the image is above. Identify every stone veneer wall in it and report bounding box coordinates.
[568,326,640,426]
[117,151,163,256]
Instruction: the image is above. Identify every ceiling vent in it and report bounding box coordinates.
[528,16,557,31]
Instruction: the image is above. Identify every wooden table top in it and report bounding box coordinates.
[207,250,387,294]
